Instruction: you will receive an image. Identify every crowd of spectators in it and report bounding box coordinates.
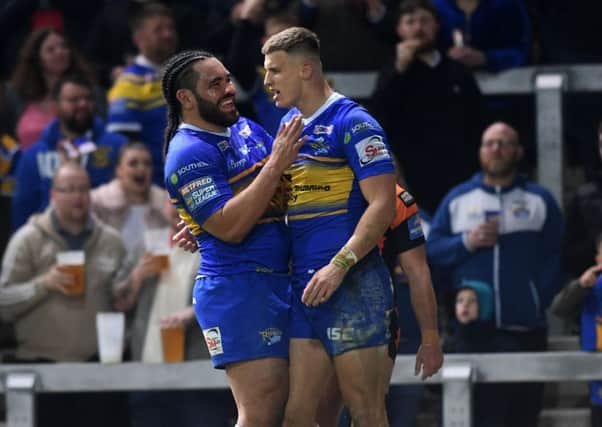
[1,0,602,426]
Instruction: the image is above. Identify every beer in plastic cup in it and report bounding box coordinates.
[144,229,170,273]
[56,251,85,295]
[96,312,125,363]
[161,326,185,362]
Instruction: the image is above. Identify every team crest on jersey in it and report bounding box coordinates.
[259,328,283,346]
[203,327,224,356]
[511,199,530,218]
[313,124,334,135]
[355,135,390,166]
[309,137,329,155]
[238,124,252,138]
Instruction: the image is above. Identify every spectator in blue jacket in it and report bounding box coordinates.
[11,74,125,230]
[427,122,564,427]
[432,0,531,72]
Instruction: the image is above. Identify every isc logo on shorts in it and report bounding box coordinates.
[327,327,354,341]
[203,327,224,356]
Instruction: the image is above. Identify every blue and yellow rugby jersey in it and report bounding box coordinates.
[107,57,166,186]
[283,93,394,276]
[164,118,289,276]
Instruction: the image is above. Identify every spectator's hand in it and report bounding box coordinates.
[395,40,421,73]
[110,65,125,83]
[466,219,499,249]
[239,0,265,23]
[578,264,602,288]
[132,253,159,284]
[268,115,307,173]
[40,265,75,295]
[415,342,444,380]
[173,220,198,253]
[363,0,386,22]
[160,306,196,329]
[302,263,347,306]
[447,46,486,68]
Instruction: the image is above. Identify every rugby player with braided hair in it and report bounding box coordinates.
[162,50,305,427]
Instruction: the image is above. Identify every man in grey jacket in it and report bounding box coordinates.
[0,161,134,427]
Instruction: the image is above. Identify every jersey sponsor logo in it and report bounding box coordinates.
[351,121,375,134]
[179,176,214,196]
[293,184,331,192]
[399,190,415,207]
[239,143,249,156]
[327,327,354,342]
[407,214,424,240]
[313,124,334,135]
[344,132,351,144]
[176,160,210,176]
[228,157,247,171]
[217,140,230,152]
[354,135,390,166]
[170,173,178,185]
[259,328,283,346]
[203,327,224,356]
[182,176,220,210]
[238,123,252,138]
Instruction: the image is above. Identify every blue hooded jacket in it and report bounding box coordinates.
[11,117,126,230]
[427,172,564,330]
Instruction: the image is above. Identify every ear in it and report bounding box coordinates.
[175,88,194,111]
[300,61,313,80]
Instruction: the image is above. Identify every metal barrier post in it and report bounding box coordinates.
[442,363,473,427]
[5,373,37,427]
[535,74,566,206]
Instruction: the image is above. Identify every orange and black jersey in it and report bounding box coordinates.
[380,185,425,273]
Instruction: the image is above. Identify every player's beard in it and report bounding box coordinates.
[195,93,239,128]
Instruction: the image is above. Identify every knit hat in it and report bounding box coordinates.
[456,279,494,322]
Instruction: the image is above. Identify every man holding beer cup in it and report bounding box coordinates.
[0,161,138,427]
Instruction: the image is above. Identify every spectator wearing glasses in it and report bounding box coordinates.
[427,122,564,427]
[11,74,125,230]
[0,162,135,427]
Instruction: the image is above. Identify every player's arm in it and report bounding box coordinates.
[346,174,396,259]
[398,246,443,379]
[302,173,395,305]
[201,115,305,243]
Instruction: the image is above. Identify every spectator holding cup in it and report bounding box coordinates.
[0,161,135,427]
[427,122,564,427]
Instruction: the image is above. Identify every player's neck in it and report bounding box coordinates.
[296,79,333,118]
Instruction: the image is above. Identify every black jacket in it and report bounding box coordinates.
[370,53,485,214]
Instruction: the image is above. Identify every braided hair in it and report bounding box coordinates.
[160,50,214,158]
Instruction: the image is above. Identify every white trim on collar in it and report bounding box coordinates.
[135,54,160,70]
[179,123,231,137]
[302,92,344,125]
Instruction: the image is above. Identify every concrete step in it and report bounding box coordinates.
[538,408,591,427]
